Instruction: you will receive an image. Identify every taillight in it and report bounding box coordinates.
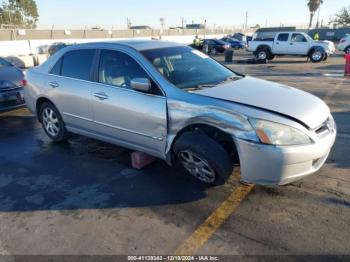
[19,79,27,87]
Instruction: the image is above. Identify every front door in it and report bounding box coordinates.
[288,33,310,55]
[273,33,290,54]
[91,49,167,157]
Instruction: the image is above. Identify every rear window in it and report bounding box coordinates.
[0,58,12,68]
[61,49,95,81]
[277,33,289,42]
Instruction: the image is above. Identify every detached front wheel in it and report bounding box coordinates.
[173,132,233,185]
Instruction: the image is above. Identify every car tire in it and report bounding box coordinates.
[345,46,350,54]
[40,102,69,142]
[202,45,209,54]
[173,132,233,185]
[309,49,324,63]
[256,48,269,60]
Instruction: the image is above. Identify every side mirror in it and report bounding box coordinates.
[131,78,151,92]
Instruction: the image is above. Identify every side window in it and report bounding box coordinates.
[98,50,162,95]
[277,33,289,42]
[61,49,95,81]
[291,33,307,43]
[50,58,62,75]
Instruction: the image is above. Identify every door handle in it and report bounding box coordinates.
[276,42,279,45]
[94,92,109,100]
[48,81,59,88]
[290,43,294,45]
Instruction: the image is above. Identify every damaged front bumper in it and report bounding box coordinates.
[234,127,337,185]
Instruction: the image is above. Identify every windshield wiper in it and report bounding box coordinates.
[184,84,216,91]
[184,77,242,91]
[220,76,242,84]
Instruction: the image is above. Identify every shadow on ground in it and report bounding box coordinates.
[0,115,209,212]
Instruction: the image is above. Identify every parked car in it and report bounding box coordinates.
[230,33,247,43]
[202,39,230,55]
[247,31,336,62]
[0,58,25,112]
[337,34,350,54]
[221,37,247,49]
[24,41,336,186]
[48,42,70,56]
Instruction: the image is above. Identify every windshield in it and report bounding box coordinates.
[0,58,12,68]
[142,46,239,90]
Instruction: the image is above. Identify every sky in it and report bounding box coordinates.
[35,0,350,29]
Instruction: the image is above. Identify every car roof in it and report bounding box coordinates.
[69,40,184,51]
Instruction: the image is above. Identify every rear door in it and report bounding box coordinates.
[46,49,96,131]
[273,33,290,54]
[288,33,310,55]
[91,49,167,157]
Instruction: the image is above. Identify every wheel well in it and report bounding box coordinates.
[256,45,271,53]
[36,97,52,122]
[170,124,239,164]
[308,46,325,56]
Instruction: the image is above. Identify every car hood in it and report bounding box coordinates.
[192,76,330,129]
[313,40,335,48]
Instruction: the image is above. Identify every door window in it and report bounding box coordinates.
[50,58,62,75]
[61,49,95,81]
[98,50,161,95]
[291,33,307,43]
[277,33,289,42]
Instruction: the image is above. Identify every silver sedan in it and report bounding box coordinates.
[24,40,336,185]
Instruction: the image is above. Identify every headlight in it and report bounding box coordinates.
[249,118,312,146]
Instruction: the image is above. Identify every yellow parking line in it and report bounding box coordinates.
[175,182,254,255]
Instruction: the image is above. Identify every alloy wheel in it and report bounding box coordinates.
[42,107,60,137]
[178,150,215,183]
[258,51,267,60]
[312,51,322,61]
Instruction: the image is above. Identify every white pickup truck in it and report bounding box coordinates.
[247,32,336,62]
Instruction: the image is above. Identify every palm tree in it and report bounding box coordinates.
[307,0,323,29]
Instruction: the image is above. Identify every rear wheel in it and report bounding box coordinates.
[202,45,209,54]
[345,46,350,54]
[173,132,233,185]
[309,49,324,63]
[255,48,269,60]
[40,102,69,142]
[210,48,217,56]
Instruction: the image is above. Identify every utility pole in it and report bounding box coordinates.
[245,11,248,32]
[181,17,184,28]
[126,17,131,29]
[160,17,165,30]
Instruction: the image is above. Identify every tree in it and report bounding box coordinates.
[306,0,323,29]
[330,6,350,27]
[0,0,39,28]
